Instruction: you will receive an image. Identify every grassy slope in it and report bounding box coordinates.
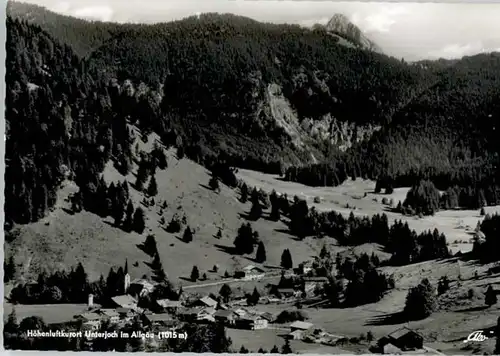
[5,130,322,283]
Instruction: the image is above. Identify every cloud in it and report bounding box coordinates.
[72,5,114,22]
[428,42,487,59]
[351,5,410,33]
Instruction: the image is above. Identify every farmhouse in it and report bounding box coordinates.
[76,312,102,330]
[156,299,183,311]
[214,310,236,325]
[111,295,139,310]
[241,265,266,280]
[304,277,328,292]
[127,278,156,298]
[143,313,174,327]
[97,309,120,324]
[377,327,424,351]
[191,296,217,308]
[234,315,268,330]
[116,308,134,321]
[290,321,314,332]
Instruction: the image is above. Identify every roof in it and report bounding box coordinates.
[243,265,265,273]
[180,308,201,315]
[259,312,274,321]
[116,308,133,314]
[130,278,154,285]
[111,295,137,308]
[290,321,314,330]
[199,296,217,307]
[304,277,329,282]
[214,310,235,318]
[289,330,304,337]
[145,313,173,322]
[99,309,119,317]
[277,288,296,293]
[388,327,423,340]
[157,299,183,308]
[383,343,402,354]
[79,312,102,321]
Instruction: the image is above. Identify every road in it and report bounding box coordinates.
[181,274,282,289]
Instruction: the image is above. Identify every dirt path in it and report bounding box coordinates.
[182,275,279,289]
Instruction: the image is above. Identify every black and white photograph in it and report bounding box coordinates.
[3,0,500,353]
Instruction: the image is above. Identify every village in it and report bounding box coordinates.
[44,260,435,354]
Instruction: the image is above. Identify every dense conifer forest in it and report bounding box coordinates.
[5,2,500,222]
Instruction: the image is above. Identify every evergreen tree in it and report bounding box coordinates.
[144,234,158,256]
[190,266,200,282]
[486,285,497,307]
[133,207,146,234]
[123,200,135,232]
[249,194,263,220]
[234,223,258,254]
[4,256,16,282]
[280,249,293,269]
[281,339,293,354]
[183,226,194,243]
[270,346,279,353]
[255,241,267,263]
[240,183,249,203]
[216,228,223,239]
[404,278,437,320]
[209,176,220,192]
[147,174,158,197]
[219,283,232,303]
[239,346,249,354]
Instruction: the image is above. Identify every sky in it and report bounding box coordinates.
[15,0,500,61]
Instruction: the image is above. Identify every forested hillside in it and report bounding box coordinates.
[5,3,500,226]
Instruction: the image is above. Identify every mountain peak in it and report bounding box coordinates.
[324,13,381,53]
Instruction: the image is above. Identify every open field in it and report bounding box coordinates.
[3,303,88,325]
[237,169,500,255]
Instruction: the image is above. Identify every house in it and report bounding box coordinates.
[128,278,156,298]
[191,296,218,308]
[214,310,236,325]
[304,277,328,292]
[377,327,424,351]
[241,265,266,280]
[115,308,135,321]
[288,329,305,340]
[290,321,314,332]
[157,299,183,311]
[178,308,200,322]
[383,343,402,354]
[259,312,275,323]
[235,315,268,330]
[76,312,102,330]
[97,309,120,324]
[111,295,139,310]
[277,288,296,298]
[234,308,248,318]
[143,313,174,326]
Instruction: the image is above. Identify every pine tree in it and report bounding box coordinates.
[190,266,200,282]
[209,176,220,192]
[147,174,158,197]
[133,207,146,234]
[249,194,262,220]
[239,346,249,354]
[404,278,437,320]
[216,228,223,239]
[486,285,497,307]
[4,308,18,334]
[281,249,293,269]
[219,283,232,303]
[234,223,257,254]
[183,226,193,243]
[281,339,293,354]
[4,256,16,282]
[270,346,279,353]
[256,241,267,263]
[123,200,135,232]
[240,183,249,203]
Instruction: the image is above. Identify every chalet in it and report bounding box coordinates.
[276,288,296,298]
[178,308,200,322]
[235,315,268,330]
[128,278,156,298]
[214,310,236,325]
[143,313,174,327]
[377,327,424,351]
[259,312,275,323]
[288,329,305,340]
[290,321,314,332]
[233,308,248,318]
[241,265,266,280]
[116,308,134,321]
[111,295,139,310]
[157,299,183,311]
[191,296,218,308]
[97,309,120,324]
[76,312,102,330]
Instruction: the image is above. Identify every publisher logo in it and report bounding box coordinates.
[463,330,494,343]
